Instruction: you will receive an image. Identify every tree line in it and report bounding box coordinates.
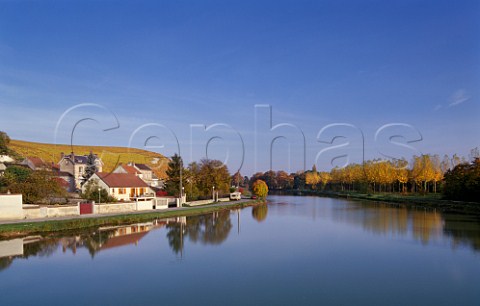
[246,148,480,202]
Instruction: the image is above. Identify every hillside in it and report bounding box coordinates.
[9,139,170,179]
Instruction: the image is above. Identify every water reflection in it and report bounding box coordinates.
[167,210,232,256]
[325,201,479,250]
[1,199,479,274]
[0,211,234,270]
[252,204,268,222]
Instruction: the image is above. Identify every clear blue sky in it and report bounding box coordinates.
[0,0,479,175]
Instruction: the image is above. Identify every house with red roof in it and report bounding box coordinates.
[21,157,48,171]
[114,163,161,188]
[82,172,154,201]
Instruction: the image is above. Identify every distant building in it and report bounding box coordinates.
[21,157,48,171]
[58,152,103,190]
[82,172,153,201]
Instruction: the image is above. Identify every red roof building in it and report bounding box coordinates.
[83,172,153,201]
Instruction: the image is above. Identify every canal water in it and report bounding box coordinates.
[1,195,479,305]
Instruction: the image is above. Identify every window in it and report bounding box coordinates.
[79,167,83,173]
[118,188,126,194]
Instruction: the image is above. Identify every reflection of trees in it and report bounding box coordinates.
[333,202,444,245]
[0,257,13,271]
[411,209,443,244]
[166,211,232,255]
[187,211,232,245]
[166,223,184,255]
[443,214,480,251]
[252,204,268,222]
[23,239,59,258]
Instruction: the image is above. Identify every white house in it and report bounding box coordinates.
[83,172,153,201]
[58,152,103,190]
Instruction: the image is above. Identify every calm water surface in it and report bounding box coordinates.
[1,195,479,305]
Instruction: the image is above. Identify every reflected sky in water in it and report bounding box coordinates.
[0,195,479,306]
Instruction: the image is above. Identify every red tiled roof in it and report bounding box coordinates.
[120,165,141,175]
[53,177,70,188]
[28,157,46,168]
[95,172,149,188]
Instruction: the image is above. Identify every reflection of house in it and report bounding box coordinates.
[83,172,154,201]
[113,162,161,188]
[97,223,155,251]
[21,157,48,171]
[58,152,103,190]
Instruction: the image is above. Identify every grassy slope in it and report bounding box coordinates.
[9,139,169,179]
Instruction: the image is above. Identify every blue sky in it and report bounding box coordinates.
[0,0,479,175]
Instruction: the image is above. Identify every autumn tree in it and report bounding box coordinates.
[82,179,115,203]
[231,171,244,187]
[252,179,268,199]
[7,169,66,204]
[306,164,320,190]
[196,159,230,197]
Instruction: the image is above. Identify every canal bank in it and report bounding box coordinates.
[0,199,263,238]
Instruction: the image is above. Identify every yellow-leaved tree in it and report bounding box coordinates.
[252,179,269,199]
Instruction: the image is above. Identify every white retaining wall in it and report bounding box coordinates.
[0,194,23,220]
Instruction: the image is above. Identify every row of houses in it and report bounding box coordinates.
[1,153,165,202]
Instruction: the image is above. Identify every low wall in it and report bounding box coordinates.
[23,206,42,219]
[0,194,23,220]
[23,204,79,219]
[155,198,169,209]
[95,202,136,214]
[45,205,79,218]
[188,198,229,207]
[137,200,154,211]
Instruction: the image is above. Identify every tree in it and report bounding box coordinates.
[82,152,98,185]
[305,171,320,189]
[305,164,320,189]
[444,158,480,202]
[231,171,244,187]
[82,179,115,203]
[8,170,66,204]
[165,154,184,197]
[196,159,231,197]
[0,131,10,155]
[252,179,268,199]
